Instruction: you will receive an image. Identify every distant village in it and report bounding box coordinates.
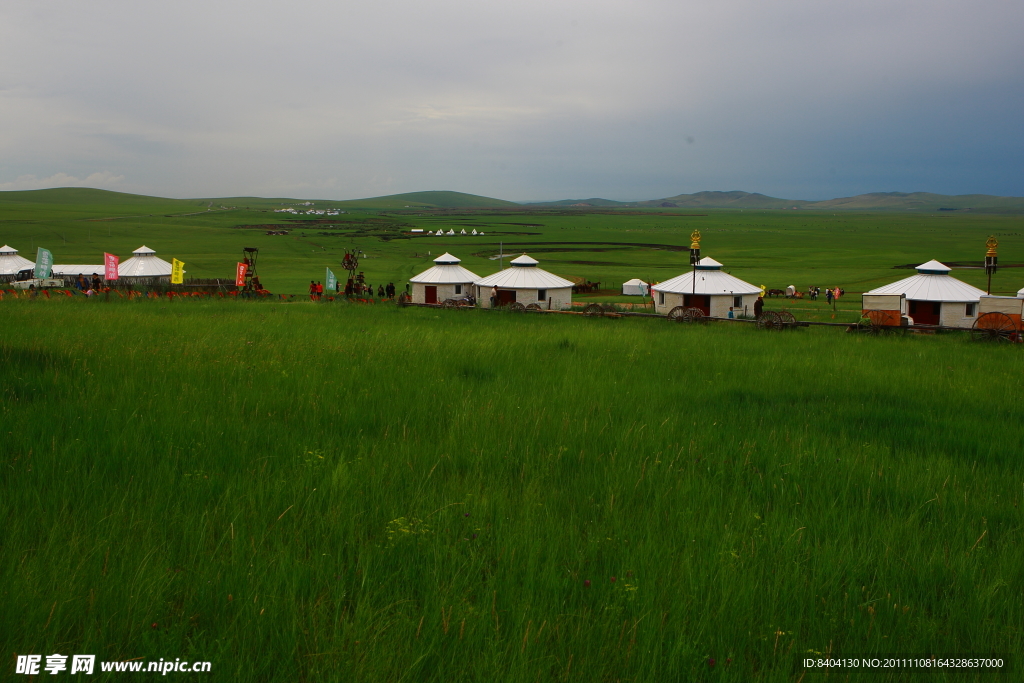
[274,202,344,216]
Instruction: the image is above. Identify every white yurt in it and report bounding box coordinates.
[118,246,173,283]
[0,245,34,277]
[651,257,761,317]
[622,278,649,296]
[51,265,105,285]
[409,253,481,304]
[474,254,574,309]
[863,260,985,327]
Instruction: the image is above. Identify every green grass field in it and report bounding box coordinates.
[2,188,1022,301]
[1,298,1022,681]
[2,191,1024,680]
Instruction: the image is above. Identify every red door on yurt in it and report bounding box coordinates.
[496,290,516,306]
[425,286,437,304]
[909,300,940,325]
[684,294,711,316]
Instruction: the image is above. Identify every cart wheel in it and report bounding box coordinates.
[397,292,410,306]
[857,310,887,334]
[509,302,526,313]
[441,299,457,309]
[584,303,604,316]
[667,306,687,321]
[526,303,542,311]
[756,310,783,331]
[682,307,706,324]
[972,312,1017,342]
[602,303,618,313]
[777,310,796,326]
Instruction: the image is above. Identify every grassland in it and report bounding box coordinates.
[2,189,1023,306]
[1,298,1023,681]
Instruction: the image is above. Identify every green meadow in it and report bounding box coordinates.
[2,188,1022,304]
[1,299,1023,681]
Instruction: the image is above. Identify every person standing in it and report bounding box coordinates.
[309,280,317,301]
[490,285,498,308]
[826,288,833,305]
[754,296,764,319]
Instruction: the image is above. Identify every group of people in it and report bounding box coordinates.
[309,280,398,301]
[807,286,845,302]
[76,274,102,292]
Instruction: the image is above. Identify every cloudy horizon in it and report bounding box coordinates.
[2,0,1022,202]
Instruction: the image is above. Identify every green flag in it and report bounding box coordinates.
[35,248,53,279]
[326,267,337,292]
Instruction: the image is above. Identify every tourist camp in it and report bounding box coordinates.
[650,257,760,317]
[409,253,480,304]
[862,260,985,327]
[118,246,173,284]
[474,255,573,310]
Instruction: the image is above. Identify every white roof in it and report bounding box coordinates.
[446,229,455,235]
[651,257,760,295]
[118,246,172,277]
[410,253,480,284]
[623,278,648,286]
[474,254,574,289]
[51,265,104,275]
[1018,286,1024,297]
[0,245,35,275]
[865,261,985,302]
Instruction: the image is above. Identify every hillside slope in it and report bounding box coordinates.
[335,191,517,209]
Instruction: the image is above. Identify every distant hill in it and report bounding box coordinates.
[334,191,518,209]
[0,187,203,208]
[520,198,631,208]
[640,191,809,209]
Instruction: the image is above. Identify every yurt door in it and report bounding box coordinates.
[684,294,711,316]
[497,290,516,306]
[425,286,437,304]
[909,300,940,325]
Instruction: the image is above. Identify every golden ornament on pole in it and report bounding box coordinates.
[690,230,702,250]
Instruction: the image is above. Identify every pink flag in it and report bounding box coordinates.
[104,253,119,280]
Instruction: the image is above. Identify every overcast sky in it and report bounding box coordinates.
[1,0,1022,201]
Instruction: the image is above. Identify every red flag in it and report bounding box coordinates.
[104,253,120,281]
[235,262,248,286]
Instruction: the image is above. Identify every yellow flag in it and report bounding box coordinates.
[171,258,185,284]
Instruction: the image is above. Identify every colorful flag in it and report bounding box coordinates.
[104,253,119,280]
[235,262,248,286]
[326,267,337,292]
[171,258,185,284]
[35,247,53,279]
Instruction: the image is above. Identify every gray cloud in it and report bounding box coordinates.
[1,0,1021,200]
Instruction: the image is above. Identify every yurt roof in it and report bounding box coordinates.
[651,258,760,295]
[623,278,648,286]
[432,252,461,265]
[51,265,105,276]
[0,245,35,275]
[865,267,985,302]
[118,247,172,277]
[409,259,481,285]
[474,255,573,289]
[1017,286,1024,297]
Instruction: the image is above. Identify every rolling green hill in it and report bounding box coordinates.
[333,190,518,209]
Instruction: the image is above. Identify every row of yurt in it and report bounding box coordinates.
[408,253,574,309]
[0,245,173,283]
[651,257,761,317]
[861,260,986,327]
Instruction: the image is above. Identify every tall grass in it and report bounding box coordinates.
[2,299,1022,681]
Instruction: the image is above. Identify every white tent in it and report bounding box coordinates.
[474,254,574,309]
[118,246,173,279]
[864,260,986,327]
[409,252,481,304]
[650,256,761,317]
[446,229,455,235]
[472,229,478,235]
[0,245,34,275]
[460,229,467,235]
[622,278,649,296]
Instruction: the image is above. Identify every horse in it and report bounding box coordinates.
[767,289,785,298]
